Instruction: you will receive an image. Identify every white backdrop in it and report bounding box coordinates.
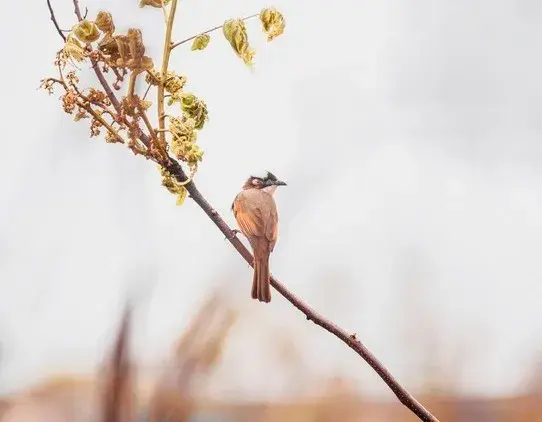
[1,0,542,400]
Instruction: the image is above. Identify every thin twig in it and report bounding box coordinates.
[71,0,151,152]
[69,83,116,119]
[48,0,151,153]
[142,82,153,101]
[138,108,154,136]
[171,13,258,50]
[82,103,125,144]
[55,64,125,145]
[46,0,67,42]
[127,70,139,100]
[160,0,168,25]
[138,106,167,160]
[157,0,178,150]
[93,63,122,111]
[112,67,124,84]
[73,0,83,20]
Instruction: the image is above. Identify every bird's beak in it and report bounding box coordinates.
[274,180,287,186]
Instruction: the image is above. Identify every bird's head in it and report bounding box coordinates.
[243,171,287,192]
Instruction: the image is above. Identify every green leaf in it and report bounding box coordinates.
[191,34,210,51]
[176,187,188,206]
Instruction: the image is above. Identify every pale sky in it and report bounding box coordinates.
[1,0,542,401]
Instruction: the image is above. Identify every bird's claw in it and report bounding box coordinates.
[225,229,241,241]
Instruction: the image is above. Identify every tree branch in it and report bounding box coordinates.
[171,13,258,50]
[163,160,439,422]
[46,0,66,42]
[157,0,178,149]
[71,0,122,112]
[73,0,83,20]
[81,103,125,144]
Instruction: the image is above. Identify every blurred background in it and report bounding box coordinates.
[1,0,542,420]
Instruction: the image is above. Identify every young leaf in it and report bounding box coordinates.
[223,19,255,66]
[63,34,86,62]
[259,7,285,42]
[191,34,211,51]
[176,187,188,206]
[95,11,115,34]
[180,93,208,130]
[72,19,101,43]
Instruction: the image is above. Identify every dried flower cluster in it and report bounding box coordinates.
[41,2,285,205]
[159,165,188,205]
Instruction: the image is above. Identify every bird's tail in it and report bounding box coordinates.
[252,251,271,303]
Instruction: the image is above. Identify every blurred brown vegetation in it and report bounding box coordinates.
[0,288,540,422]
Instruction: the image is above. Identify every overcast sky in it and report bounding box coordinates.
[1,0,542,401]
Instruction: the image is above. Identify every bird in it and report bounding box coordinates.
[231,171,287,303]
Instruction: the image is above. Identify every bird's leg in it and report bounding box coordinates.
[225,229,241,241]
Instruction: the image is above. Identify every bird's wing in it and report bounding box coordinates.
[233,190,279,250]
[232,190,266,239]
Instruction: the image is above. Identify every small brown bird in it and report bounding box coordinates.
[231,171,287,303]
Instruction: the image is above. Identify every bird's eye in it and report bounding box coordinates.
[251,178,261,186]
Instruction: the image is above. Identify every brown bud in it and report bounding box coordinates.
[127,28,145,61]
[95,11,115,34]
[114,35,131,66]
[141,56,154,70]
[98,34,119,57]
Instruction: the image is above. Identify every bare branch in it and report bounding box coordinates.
[171,13,259,50]
[73,0,83,20]
[157,0,178,150]
[81,103,125,144]
[142,82,153,101]
[163,159,440,422]
[127,70,139,101]
[46,0,67,42]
